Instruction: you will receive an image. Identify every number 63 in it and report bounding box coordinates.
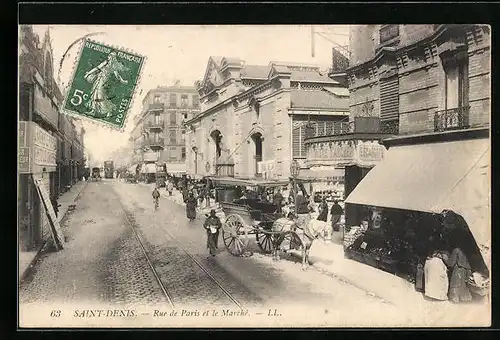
[70,89,89,106]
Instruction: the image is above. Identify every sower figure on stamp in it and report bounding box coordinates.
[83,51,129,118]
[203,209,222,256]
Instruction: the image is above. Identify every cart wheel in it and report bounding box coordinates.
[222,214,248,256]
[256,231,275,254]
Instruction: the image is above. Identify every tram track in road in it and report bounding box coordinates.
[117,198,176,310]
[113,186,244,311]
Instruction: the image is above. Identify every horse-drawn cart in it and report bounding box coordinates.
[208,177,304,257]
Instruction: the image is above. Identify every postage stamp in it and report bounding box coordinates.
[61,39,145,130]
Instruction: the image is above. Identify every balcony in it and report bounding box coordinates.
[309,117,393,138]
[434,106,470,132]
[145,137,165,150]
[145,120,164,131]
[148,102,164,112]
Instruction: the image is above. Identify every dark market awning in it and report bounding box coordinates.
[345,138,490,268]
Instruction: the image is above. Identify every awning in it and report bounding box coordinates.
[431,146,490,268]
[297,168,344,181]
[345,138,490,266]
[166,163,186,174]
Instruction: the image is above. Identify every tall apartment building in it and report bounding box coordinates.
[340,25,490,274]
[130,84,201,176]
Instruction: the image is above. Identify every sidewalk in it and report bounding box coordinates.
[295,236,490,322]
[19,180,88,282]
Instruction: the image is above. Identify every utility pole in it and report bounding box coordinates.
[311,25,315,58]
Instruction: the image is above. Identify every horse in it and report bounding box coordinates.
[271,214,329,270]
[294,217,329,270]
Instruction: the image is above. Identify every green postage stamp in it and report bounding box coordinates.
[62,39,145,130]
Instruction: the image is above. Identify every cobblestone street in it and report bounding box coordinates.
[19,179,416,327]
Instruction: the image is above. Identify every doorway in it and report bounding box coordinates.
[251,132,263,177]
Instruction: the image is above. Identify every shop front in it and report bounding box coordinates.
[18,121,57,251]
[344,133,490,299]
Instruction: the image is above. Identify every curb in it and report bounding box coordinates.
[19,181,88,283]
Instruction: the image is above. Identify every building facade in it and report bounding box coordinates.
[184,57,349,180]
[130,84,200,176]
[342,25,490,273]
[18,26,86,252]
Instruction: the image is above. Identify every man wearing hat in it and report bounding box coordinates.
[203,209,222,256]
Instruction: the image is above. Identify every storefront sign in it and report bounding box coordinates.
[18,147,31,173]
[330,142,355,159]
[34,83,59,129]
[34,147,57,166]
[32,123,57,167]
[33,178,65,250]
[19,121,27,146]
[358,144,385,162]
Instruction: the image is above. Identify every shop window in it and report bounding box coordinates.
[169,93,177,107]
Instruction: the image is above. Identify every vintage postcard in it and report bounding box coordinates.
[18,24,491,328]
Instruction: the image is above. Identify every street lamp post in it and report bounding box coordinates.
[290,159,300,215]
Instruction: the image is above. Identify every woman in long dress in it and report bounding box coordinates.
[424,251,449,300]
[83,51,129,118]
[442,247,473,303]
[186,192,197,221]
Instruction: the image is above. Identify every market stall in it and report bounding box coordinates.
[344,138,490,299]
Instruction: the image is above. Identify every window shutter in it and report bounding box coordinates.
[292,126,301,158]
[380,75,399,121]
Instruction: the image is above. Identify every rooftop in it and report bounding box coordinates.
[240,65,271,79]
[290,89,350,110]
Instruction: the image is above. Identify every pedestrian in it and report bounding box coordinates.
[317,197,328,222]
[152,186,160,209]
[203,209,222,256]
[442,247,473,303]
[330,200,343,232]
[423,251,449,300]
[273,188,284,214]
[182,186,189,203]
[186,192,197,221]
[167,180,174,196]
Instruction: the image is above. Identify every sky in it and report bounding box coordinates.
[32,25,350,164]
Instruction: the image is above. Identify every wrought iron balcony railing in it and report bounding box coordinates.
[308,117,396,138]
[148,102,164,112]
[146,137,165,148]
[145,120,164,130]
[434,106,470,132]
[380,120,400,134]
